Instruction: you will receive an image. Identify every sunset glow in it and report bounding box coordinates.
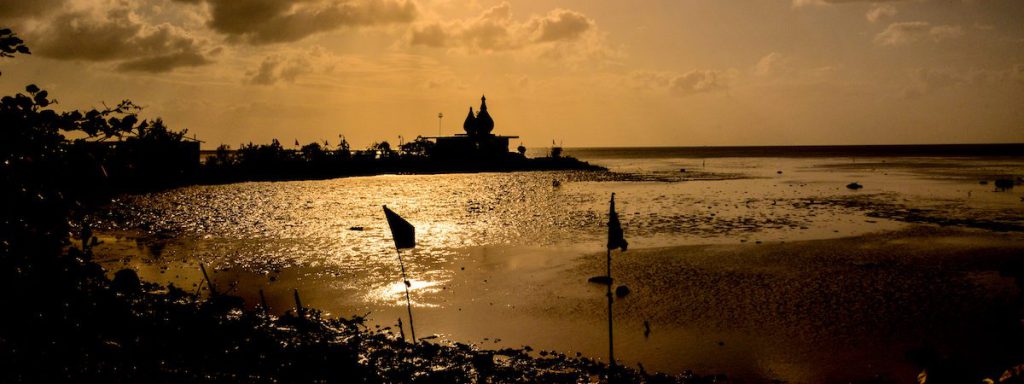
[2,0,1022,148]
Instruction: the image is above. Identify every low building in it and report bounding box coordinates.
[429,95,519,161]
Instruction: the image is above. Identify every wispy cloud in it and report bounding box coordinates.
[173,0,417,44]
[866,4,897,23]
[406,2,618,64]
[875,21,963,46]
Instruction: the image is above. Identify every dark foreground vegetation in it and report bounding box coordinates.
[0,29,711,383]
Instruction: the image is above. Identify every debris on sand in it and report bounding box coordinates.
[349,226,364,231]
[846,182,864,190]
[995,178,1015,191]
[588,275,613,285]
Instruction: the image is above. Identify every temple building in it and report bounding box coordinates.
[430,95,519,160]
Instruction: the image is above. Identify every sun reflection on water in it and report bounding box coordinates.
[364,279,443,307]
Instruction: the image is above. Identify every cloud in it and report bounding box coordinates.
[630,69,734,96]
[27,5,213,72]
[0,0,66,19]
[754,52,792,76]
[176,0,417,44]
[529,9,594,43]
[865,4,897,23]
[117,51,211,72]
[793,0,902,7]
[874,21,963,46]
[670,70,729,95]
[407,2,613,63]
[246,46,341,85]
[247,55,318,85]
[902,65,1024,98]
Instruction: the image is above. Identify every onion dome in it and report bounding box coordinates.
[475,95,494,135]
[463,107,477,135]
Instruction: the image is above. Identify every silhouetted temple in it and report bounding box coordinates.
[430,95,518,160]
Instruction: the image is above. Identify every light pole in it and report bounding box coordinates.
[437,112,443,136]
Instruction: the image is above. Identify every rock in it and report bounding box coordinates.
[349,226,364,231]
[111,268,141,293]
[471,351,495,372]
[846,182,863,190]
[615,285,630,297]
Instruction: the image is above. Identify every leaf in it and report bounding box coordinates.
[34,90,48,107]
[25,84,39,94]
[16,45,30,54]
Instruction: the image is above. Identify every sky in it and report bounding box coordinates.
[1,0,1023,149]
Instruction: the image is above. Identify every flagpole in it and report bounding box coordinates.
[396,248,417,343]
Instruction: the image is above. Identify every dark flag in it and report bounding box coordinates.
[607,193,628,251]
[383,205,415,249]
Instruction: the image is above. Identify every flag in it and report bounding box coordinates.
[607,193,627,251]
[383,205,415,249]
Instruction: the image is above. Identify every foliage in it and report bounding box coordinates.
[367,141,393,158]
[0,28,30,77]
[399,135,435,158]
[0,28,30,57]
[551,146,563,158]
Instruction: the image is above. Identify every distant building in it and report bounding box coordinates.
[430,95,519,160]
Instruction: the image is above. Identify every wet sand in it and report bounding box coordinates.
[94,225,1024,383]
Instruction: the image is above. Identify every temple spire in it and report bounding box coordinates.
[476,95,494,135]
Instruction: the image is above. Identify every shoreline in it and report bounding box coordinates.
[561,143,1024,159]
[113,155,609,194]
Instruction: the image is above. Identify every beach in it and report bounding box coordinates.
[90,150,1024,383]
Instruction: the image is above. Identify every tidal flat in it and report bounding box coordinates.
[91,154,1024,383]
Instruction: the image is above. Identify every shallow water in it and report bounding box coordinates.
[92,154,1024,383]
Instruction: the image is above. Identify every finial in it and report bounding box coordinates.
[481,94,486,101]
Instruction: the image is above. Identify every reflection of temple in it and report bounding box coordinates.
[430,95,519,160]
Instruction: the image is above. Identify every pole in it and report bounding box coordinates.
[199,263,217,297]
[259,288,270,318]
[607,248,615,374]
[397,249,417,343]
[293,288,304,318]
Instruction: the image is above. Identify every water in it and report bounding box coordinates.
[92,147,1024,383]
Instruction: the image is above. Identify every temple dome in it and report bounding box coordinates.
[475,95,494,135]
[463,107,477,135]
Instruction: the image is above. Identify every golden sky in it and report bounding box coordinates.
[2,0,1023,148]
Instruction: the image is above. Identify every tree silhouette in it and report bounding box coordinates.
[1,28,30,77]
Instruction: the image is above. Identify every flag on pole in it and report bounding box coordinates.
[383,205,415,249]
[607,193,628,251]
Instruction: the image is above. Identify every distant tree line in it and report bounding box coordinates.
[201,136,448,181]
